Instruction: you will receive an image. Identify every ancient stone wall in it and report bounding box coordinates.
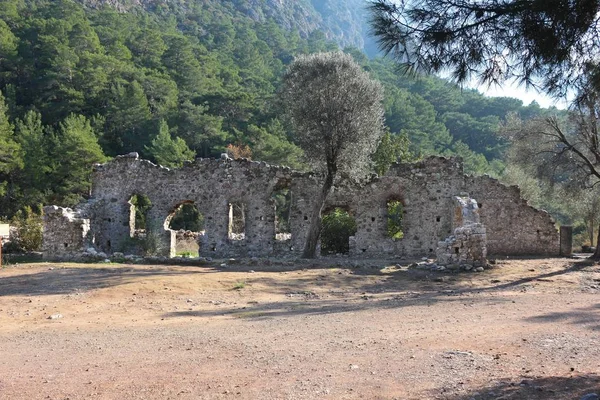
[436,196,487,268]
[43,206,91,258]
[42,154,560,260]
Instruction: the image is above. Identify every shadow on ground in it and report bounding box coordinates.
[0,265,209,297]
[526,303,600,331]
[439,374,600,400]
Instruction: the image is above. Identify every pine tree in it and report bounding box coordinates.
[0,90,22,196]
[145,119,195,168]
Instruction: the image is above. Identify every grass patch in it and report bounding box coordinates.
[176,251,199,258]
[232,281,246,290]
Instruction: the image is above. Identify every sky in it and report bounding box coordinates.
[471,80,569,109]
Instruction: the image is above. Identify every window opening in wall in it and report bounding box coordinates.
[387,200,404,240]
[168,202,204,258]
[228,202,246,240]
[320,207,357,255]
[272,187,292,241]
[128,194,152,238]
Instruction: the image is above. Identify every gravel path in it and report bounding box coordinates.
[0,258,599,399]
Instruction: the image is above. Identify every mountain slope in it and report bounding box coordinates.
[75,0,377,53]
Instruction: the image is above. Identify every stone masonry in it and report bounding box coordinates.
[436,196,487,268]
[43,154,560,260]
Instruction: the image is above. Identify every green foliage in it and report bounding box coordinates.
[9,206,43,252]
[369,0,600,95]
[386,200,404,240]
[0,0,560,222]
[272,188,292,234]
[373,130,414,175]
[169,203,204,232]
[321,208,357,255]
[129,194,152,231]
[138,221,165,257]
[0,91,21,196]
[282,51,385,179]
[145,119,195,168]
[47,114,107,206]
[247,120,305,169]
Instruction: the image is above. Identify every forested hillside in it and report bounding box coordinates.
[0,0,560,220]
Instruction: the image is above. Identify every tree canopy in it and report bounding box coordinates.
[0,0,561,222]
[369,0,600,95]
[281,51,385,257]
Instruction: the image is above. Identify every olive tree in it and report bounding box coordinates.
[281,52,385,258]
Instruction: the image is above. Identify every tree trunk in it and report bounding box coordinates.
[592,225,600,260]
[302,170,335,258]
[589,214,595,246]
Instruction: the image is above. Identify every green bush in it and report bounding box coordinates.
[169,203,204,232]
[9,206,43,252]
[130,194,152,230]
[387,200,404,240]
[139,222,166,256]
[320,208,357,255]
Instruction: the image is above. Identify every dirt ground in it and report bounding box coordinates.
[0,256,599,400]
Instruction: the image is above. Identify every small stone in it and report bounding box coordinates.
[475,267,484,272]
[48,314,63,320]
[580,394,600,400]
[249,270,255,273]
[220,263,227,267]
[186,299,193,303]
[349,364,359,370]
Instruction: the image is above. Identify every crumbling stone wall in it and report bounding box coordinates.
[43,206,91,259]
[467,176,558,255]
[436,196,487,268]
[42,154,559,260]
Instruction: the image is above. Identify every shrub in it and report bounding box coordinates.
[9,206,43,252]
[320,208,357,255]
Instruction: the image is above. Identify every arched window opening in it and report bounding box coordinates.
[387,199,404,240]
[320,207,357,255]
[228,202,246,240]
[167,202,204,258]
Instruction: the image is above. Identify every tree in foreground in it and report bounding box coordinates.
[281,52,385,258]
[502,74,600,258]
[369,0,600,95]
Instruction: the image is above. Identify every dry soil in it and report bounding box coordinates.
[0,257,599,399]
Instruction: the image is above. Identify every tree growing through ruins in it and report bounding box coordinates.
[502,71,600,258]
[281,52,385,258]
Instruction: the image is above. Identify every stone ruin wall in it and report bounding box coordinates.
[42,154,560,260]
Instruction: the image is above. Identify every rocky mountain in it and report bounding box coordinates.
[76,0,378,55]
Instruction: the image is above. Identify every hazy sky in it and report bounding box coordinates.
[472,81,569,109]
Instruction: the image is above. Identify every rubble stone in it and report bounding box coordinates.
[42,155,559,261]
